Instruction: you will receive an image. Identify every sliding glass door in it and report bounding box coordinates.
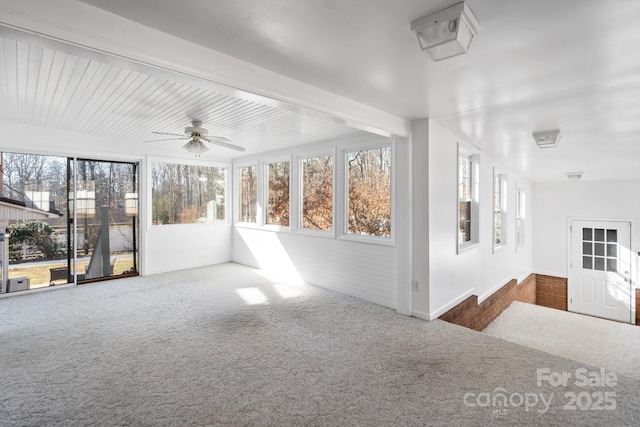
[70,158,138,283]
[0,152,139,294]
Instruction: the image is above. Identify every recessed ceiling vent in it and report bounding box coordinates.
[533,130,561,148]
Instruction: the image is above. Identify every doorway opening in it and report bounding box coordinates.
[0,152,139,294]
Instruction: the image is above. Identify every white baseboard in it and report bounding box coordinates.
[428,288,476,320]
[411,310,432,321]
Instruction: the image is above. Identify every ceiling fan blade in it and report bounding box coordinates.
[204,137,246,152]
[203,135,231,144]
[152,131,186,137]
[143,137,188,143]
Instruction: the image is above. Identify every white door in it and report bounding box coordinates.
[569,220,633,323]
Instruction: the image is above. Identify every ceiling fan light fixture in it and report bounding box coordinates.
[410,1,480,61]
[183,139,209,157]
[533,130,561,148]
[185,120,208,136]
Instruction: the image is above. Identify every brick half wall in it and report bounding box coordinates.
[439,274,536,331]
[536,274,568,311]
[438,274,640,331]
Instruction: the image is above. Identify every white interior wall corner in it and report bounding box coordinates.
[410,119,430,316]
[426,120,534,317]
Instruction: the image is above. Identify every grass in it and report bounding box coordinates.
[9,258,135,286]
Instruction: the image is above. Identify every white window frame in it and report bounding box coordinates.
[294,148,336,238]
[262,154,292,232]
[340,140,395,246]
[516,185,526,250]
[457,144,480,253]
[230,136,394,247]
[493,168,508,251]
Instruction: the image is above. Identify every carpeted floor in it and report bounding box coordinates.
[484,301,640,380]
[1,263,639,426]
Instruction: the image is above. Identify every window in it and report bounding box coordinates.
[152,162,226,225]
[346,146,391,238]
[301,155,333,231]
[516,187,525,247]
[266,161,290,226]
[582,228,618,272]
[458,154,472,244]
[457,147,479,252]
[493,170,507,248]
[238,165,257,223]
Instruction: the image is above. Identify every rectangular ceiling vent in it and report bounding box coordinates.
[533,130,560,148]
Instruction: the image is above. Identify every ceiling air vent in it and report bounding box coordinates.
[533,130,560,148]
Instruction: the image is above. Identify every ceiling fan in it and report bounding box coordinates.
[144,120,245,156]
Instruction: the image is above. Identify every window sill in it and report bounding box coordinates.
[457,241,479,254]
[338,233,395,247]
[151,221,229,228]
[234,222,259,229]
[293,228,336,239]
[262,224,291,233]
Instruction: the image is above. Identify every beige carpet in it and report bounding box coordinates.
[1,263,639,426]
[484,301,640,380]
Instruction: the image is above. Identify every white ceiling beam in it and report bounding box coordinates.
[0,0,409,138]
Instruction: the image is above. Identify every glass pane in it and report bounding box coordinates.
[266,161,290,226]
[607,258,617,273]
[301,156,333,231]
[459,221,471,243]
[459,201,471,221]
[239,166,257,223]
[594,229,605,242]
[582,256,593,270]
[594,243,605,257]
[594,257,605,271]
[75,159,139,283]
[459,156,471,199]
[152,163,225,224]
[582,242,592,255]
[582,228,592,241]
[494,211,502,245]
[2,152,71,291]
[607,244,617,257]
[347,147,391,237]
[606,229,617,243]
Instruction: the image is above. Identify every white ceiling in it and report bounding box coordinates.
[0,29,370,159]
[78,0,640,182]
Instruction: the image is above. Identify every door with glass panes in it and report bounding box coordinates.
[69,158,139,283]
[569,220,632,323]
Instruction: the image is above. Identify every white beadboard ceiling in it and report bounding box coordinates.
[0,31,370,159]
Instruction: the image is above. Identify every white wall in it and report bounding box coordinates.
[231,135,407,310]
[421,120,534,319]
[0,123,234,277]
[533,181,640,287]
[410,119,430,318]
[145,223,231,275]
[233,229,397,307]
